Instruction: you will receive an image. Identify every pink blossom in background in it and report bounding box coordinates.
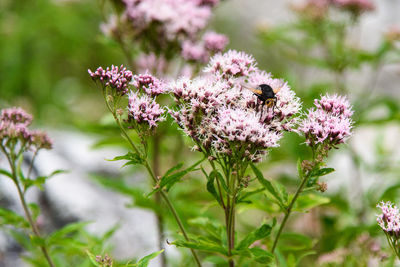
[332,0,375,13]
[127,91,165,128]
[181,41,209,63]
[88,65,133,96]
[0,108,52,151]
[203,31,229,52]
[377,201,400,236]
[136,53,167,75]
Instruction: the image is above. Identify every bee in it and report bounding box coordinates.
[243,84,281,117]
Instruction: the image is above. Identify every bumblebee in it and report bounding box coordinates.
[244,84,280,116]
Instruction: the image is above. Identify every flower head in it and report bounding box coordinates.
[0,107,52,152]
[169,50,301,161]
[203,32,229,52]
[88,65,133,96]
[298,94,353,148]
[332,0,375,14]
[132,73,166,97]
[377,201,400,237]
[181,41,209,63]
[127,91,165,128]
[204,50,257,78]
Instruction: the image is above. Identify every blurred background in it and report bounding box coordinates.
[1,0,400,266]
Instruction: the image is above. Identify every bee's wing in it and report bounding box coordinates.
[273,86,281,94]
[242,85,262,95]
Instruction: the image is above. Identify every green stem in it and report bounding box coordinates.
[109,109,202,267]
[271,174,309,253]
[0,146,55,267]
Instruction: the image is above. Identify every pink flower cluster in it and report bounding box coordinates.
[332,0,375,13]
[377,201,400,236]
[169,50,301,161]
[181,32,229,63]
[0,107,52,151]
[132,73,166,97]
[298,94,353,147]
[127,92,165,128]
[88,65,133,96]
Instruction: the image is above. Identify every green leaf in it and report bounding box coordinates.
[172,239,228,255]
[163,162,184,177]
[297,158,303,179]
[136,249,164,267]
[0,168,13,180]
[236,224,272,250]
[310,168,335,177]
[24,169,67,191]
[0,207,29,228]
[251,163,286,208]
[278,233,315,252]
[294,193,330,212]
[188,217,223,243]
[108,152,144,167]
[237,188,265,204]
[206,171,222,205]
[47,221,91,246]
[149,158,204,196]
[248,247,274,264]
[28,203,40,221]
[30,235,46,247]
[86,250,101,266]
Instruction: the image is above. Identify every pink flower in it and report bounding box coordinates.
[127,91,165,128]
[132,73,166,97]
[0,107,52,151]
[298,94,353,147]
[1,107,32,126]
[332,0,375,13]
[377,201,400,236]
[203,31,229,52]
[169,50,301,161]
[204,50,257,78]
[181,41,209,63]
[136,53,167,74]
[88,65,133,95]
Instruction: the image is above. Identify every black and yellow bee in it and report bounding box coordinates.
[243,84,281,117]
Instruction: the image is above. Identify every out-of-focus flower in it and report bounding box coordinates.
[192,0,219,7]
[291,0,330,20]
[136,53,167,75]
[88,65,133,96]
[0,107,52,151]
[169,50,301,161]
[123,0,211,40]
[332,0,375,14]
[127,91,165,128]
[1,107,32,126]
[100,15,119,39]
[385,26,400,42]
[203,32,229,52]
[298,94,353,148]
[377,201,400,236]
[132,73,166,97]
[181,41,209,63]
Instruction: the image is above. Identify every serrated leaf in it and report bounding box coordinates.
[294,193,330,212]
[148,158,204,196]
[236,224,272,250]
[108,152,144,166]
[136,249,164,267]
[311,167,335,177]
